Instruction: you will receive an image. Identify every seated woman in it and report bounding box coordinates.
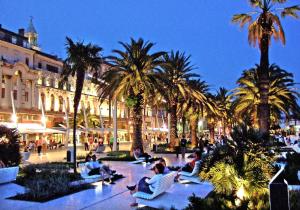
[174,150,202,181]
[127,163,165,207]
[151,158,170,174]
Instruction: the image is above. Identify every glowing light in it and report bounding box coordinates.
[237,186,245,200]
[11,114,17,123]
[198,120,203,127]
[41,116,47,124]
[162,123,167,129]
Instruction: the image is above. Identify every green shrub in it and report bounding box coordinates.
[99,150,135,161]
[0,126,21,167]
[290,190,300,210]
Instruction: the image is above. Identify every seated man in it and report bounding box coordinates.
[88,155,115,176]
[133,147,152,163]
[127,163,165,207]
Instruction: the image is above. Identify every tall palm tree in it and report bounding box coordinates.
[158,51,199,148]
[215,87,233,135]
[182,79,210,147]
[233,64,300,128]
[99,38,165,152]
[61,37,103,173]
[232,0,300,135]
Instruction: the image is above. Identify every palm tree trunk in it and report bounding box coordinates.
[72,72,85,174]
[131,94,144,152]
[169,102,178,149]
[182,116,186,136]
[72,107,78,174]
[208,122,215,143]
[257,16,271,136]
[190,116,198,147]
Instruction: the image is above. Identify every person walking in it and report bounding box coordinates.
[180,134,187,159]
[37,135,42,156]
[175,137,180,158]
[84,134,89,151]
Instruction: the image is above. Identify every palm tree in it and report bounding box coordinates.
[61,37,103,173]
[215,87,233,135]
[99,38,165,152]
[158,51,199,148]
[233,64,300,128]
[70,107,100,128]
[182,79,210,147]
[232,0,300,134]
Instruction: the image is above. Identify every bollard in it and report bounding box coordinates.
[269,167,290,210]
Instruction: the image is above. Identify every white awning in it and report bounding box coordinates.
[0,122,65,134]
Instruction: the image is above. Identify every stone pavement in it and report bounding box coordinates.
[0,152,213,210]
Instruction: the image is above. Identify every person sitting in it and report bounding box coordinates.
[127,163,165,207]
[158,158,170,174]
[133,147,152,163]
[174,150,202,181]
[84,155,115,182]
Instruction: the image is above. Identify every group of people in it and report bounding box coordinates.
[83,154,116,183]
[127,149,203,207]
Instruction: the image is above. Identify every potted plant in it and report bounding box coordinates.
[0,125,21,184]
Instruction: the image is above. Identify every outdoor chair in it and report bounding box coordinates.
[178,160,202,184]
[21,151,31,164]
[133,172,176,200]
[95,145,105,153]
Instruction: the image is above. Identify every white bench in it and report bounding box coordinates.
[0,166,19,184]
[133,172,176,201]
[178,160,202,184]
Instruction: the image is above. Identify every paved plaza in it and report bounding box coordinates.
[0,149,213,210]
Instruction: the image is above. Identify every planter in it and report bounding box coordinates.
[0,166,19,184]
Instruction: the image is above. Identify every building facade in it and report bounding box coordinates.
[0,21,167,145]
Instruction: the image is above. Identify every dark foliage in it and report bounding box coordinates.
[0,125,21,167]
[12,162,87,202]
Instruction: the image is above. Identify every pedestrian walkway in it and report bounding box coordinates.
[0,154,213,210]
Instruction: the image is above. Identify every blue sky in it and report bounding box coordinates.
[1,0,299,91]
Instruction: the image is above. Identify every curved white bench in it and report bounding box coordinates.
[178,160,202,184]
[133,172,176,200]
[0,166,19,184]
